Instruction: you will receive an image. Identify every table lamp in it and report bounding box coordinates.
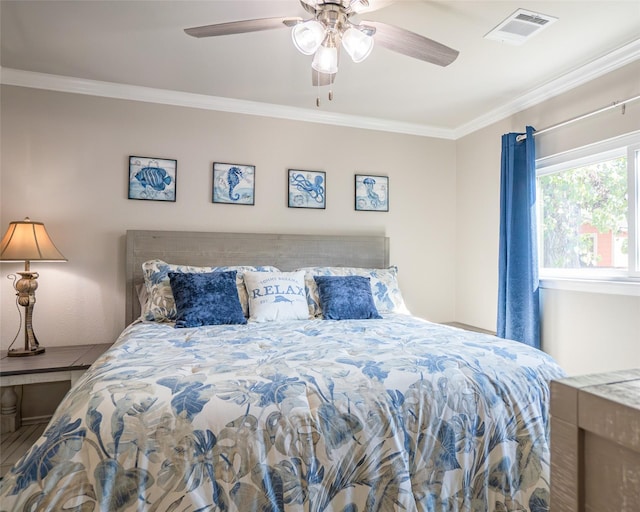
[0,218,67,357]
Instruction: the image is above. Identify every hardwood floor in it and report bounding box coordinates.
[1,423,47,477]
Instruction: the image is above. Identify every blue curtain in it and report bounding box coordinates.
[497,126,540,349]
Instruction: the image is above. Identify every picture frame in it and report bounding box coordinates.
[212,162,255,205]
[355,174,389,212]
[288,169,326,209]
[128,156,177,202]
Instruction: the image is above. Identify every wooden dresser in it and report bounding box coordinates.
[550,369,640,512]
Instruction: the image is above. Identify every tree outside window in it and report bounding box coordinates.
[538,156,628,270]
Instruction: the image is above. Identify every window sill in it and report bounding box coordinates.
[540,277,640,297]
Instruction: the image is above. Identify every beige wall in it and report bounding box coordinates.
[456,61,640,376]
[2,60,639,425]
[0,85,457,353]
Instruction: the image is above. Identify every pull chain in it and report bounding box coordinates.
[314,70,334,106]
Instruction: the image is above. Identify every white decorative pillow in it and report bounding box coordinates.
[296,266,410,317]
[141,259,280,322]
[243,270,310,322]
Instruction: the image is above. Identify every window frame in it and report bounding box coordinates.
[535,131,640,295]
[627,141,639,278]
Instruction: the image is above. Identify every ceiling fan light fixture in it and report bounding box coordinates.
[341,27,374,63]
[292,20,325,55]
[312,43,339,74]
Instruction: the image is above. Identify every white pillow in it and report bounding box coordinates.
[141,259,280,322]
[244,271,310,322]
[296,266,410,317]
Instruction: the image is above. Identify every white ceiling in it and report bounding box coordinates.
[1,0,639,138]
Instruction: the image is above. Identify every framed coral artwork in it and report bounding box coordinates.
[288,169,326,209]
[128,156,177,202]
[212,163,255,205]
[355,174,389,212]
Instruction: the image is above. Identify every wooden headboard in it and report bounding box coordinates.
[125,230,389,325]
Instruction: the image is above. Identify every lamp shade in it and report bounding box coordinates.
[312,30,340,75]
[292,20,325,55]
[0,218,66,262]
[312,45,339,74]
[342,27,374,63]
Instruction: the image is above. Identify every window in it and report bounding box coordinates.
[536,132,639,287]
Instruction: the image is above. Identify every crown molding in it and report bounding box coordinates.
[0,67,455,139]
[1,37,638,140]
[453,38,640,139]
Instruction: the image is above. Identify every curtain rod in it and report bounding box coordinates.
[515,93,640,142]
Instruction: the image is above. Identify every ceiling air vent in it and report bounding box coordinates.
[485,8,558,45]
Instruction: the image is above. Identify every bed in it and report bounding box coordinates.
[0,230,565,511]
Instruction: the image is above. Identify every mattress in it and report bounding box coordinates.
[0,314,565,511]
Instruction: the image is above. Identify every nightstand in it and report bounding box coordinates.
[442,321,496,335]
[550,369,640,511]
[0,343,111,433]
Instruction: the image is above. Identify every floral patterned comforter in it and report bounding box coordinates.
[0,315,565,512]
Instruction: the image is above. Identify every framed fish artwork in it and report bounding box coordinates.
[288,169,326,209]
[128,156,177,202]
[355,174,389,212]
[212,162,255,205]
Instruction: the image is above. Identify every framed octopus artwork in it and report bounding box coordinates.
[212,162,255,205]
[128,156,177,202]
[355,174,389,212]
[288,169,326,209]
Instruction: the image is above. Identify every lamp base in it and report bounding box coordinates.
[7,346,46,357]
[8,270,46,357]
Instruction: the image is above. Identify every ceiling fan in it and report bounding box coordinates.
[185,0,459,103]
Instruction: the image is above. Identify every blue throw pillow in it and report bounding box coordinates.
[313,275,382,320]
[169,271,247,328]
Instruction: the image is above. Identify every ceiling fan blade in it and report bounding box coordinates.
[299,0,319,16]
[184,17,301,38]
[312,70,336,86]
[366,21,459,67]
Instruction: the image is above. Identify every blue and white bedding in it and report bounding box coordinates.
[0,315,564,511]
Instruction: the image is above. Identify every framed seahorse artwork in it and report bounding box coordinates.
[355,174,389,212]
[128,156,177,202]
[212,163,255,205]
[288,169,326,209]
